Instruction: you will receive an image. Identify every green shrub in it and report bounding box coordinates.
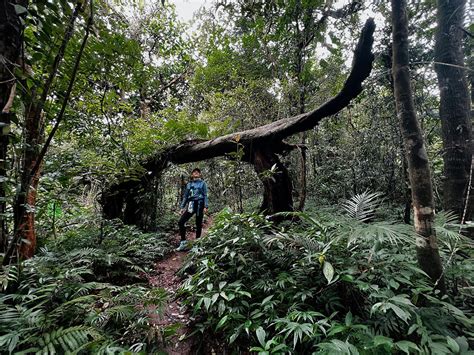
[48,219,173,283]
[0,219,177,353]
[180,207,474,354]
[0,248,171,353]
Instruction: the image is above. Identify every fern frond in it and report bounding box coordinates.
[0,304,21,326]
[433,211,474,244]
[68,247,102,259]
[23,308,46,328]
[72,282,105,298]
[49,295,98,320]
[342,191,384,222]
[435,210,459,226]
[0,265,19,290]
[347,221,414,247]
[264,231,324,253]
[35,326,102,354]
[128,264,146,273]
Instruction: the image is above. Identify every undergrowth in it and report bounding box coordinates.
[0,219,176,354]
[180,198,474,354]
[50,219,173,283]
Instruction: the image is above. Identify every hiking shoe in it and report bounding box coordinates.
[176,240,188,252]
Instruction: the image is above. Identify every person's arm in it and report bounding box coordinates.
[180,183,190,209]
[203,181,209,209]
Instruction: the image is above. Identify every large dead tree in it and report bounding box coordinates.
[101,19,375,228]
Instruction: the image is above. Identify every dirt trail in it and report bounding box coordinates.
[148,216,212,354]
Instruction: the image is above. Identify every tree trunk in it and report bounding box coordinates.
[3,3,92,265]
[101,190,124,220]
[252,148,293,215]
[0,1,23,252]
[434,0,472,223]
[391,0,445,291]
[101,19,376,225]
[15,105,44,258]
[12,1,82,260]
[123,193,141,226]
[10,0,83,259]
[119,176,160,231]
[297,146,307,211]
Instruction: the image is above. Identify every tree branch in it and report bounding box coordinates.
[30,0,94,179]
[103,19,375,213]
[164,18,375,164]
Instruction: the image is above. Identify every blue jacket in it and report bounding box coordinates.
[180,179,209,209]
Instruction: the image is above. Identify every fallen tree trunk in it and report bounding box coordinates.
[101,19,375,226]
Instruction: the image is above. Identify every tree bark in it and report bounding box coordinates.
[16,105,43,258]
[391,0,445,291]
[101,19,375,224]
[13,1,82,259]
[251,148,293,215]
[297,146,307,211]
[434,0,472,224]
[0,1,23,252]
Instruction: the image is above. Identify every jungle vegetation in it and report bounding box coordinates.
[0,0,473,353]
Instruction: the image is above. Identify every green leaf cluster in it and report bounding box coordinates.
[0,217,176,353]
[180,204,474,353]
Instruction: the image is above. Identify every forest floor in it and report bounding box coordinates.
[148,215,213,354]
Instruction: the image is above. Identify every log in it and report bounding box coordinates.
[101,19,376,224]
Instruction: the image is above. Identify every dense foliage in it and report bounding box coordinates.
[0,218,175,353]
[181,201,474,353]
[0,0,473,353]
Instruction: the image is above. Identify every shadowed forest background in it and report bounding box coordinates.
[0,0,473,353]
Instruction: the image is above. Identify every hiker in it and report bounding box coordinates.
[176,168,209,251]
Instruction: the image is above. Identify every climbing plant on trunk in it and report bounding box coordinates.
[0,0,24,252]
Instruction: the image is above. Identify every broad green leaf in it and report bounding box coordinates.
[373,335,393,347]
[396,341,420,354]
[216,315,228,330]
[256,326,266,347]
[446,336,460,353]
[323,261,335,284]
[14,4,28,15]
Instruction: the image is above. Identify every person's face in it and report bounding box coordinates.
[192,170,201,179]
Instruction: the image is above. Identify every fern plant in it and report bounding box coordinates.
[0,238,172,353]
[341,190,384,222]
[180,207,474,353]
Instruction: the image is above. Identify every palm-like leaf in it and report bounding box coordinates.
[434,210,465,241]
[0,265,19,290]
[30,326,102,354]
[346,221,415,247]
[341,191,384,222]
[264,231,325,253]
